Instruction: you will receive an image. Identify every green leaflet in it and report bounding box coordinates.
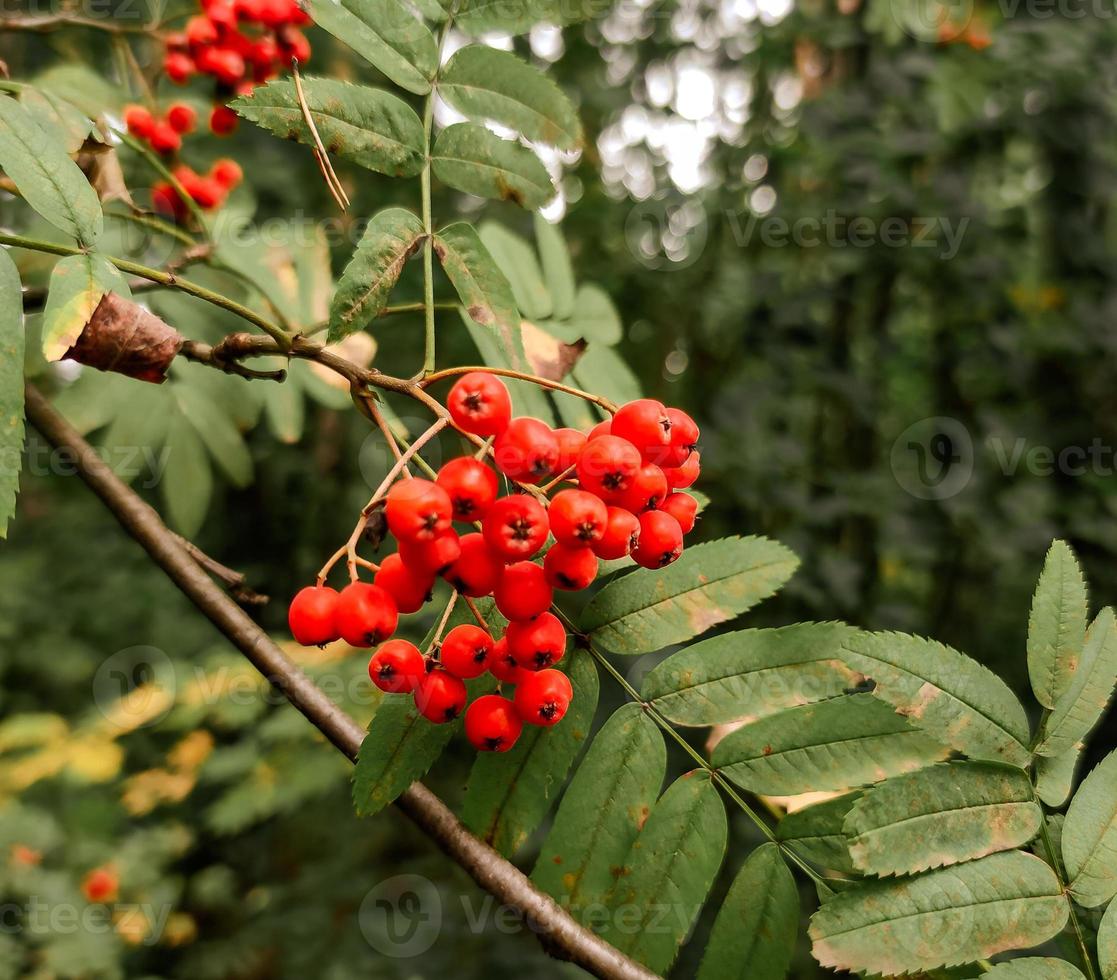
[303,0,436,95]
[0,95,102,245]
[776,792,861,874]
[571,343,641,408]
[1098,899,1116,980]
[1062,749,1117,907]
[532,704,665,919]
[161,411,213,536]
[20,87,91,154]
[459,649,599,856]
[478,221,552,321]
[1035,607,1117,757]
[431,123,553,210]
[0,250,24,539]
[440,45,582,150]
[979,959,1086,980]
[809,851,1070,976]
[328,208,425,341]
[840,631,1032,767]
[456,0,606,36]
[1027,540,1089,709]
[843,761,1042,877]
[712,693,949,796]
[534,214,576,320]
[641,622,860,726]
[697,843,798,980]
[40,253,131,362]
[601,771,727,976]
[580,535,800,655]
[1035,745,1082,808]
[570,283,623,345]
[232,79,425,177]
[172,384,253,489]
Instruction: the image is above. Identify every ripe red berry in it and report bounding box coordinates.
[632,511,684,569]
[487,637,523,684]
[124,105,156,139]
[436,457,499,522]
[212,47,248,84]
[185,14,219,45]
[334,582,399,648]
[166,102,197,134]
[148,121,182,155]
[544,545,598,591]
[664,451,700,490]
[151,182,186,222]
[513,669,573,726]
[587,418,612,441]
[210,105,239,135]
[482,494,549,561]
[553,427,587,473]
[615,463,668,514]
[492,418,560,484]
[447,372,512,437]
[204,0,239,29]
[399,529,462,576]
[385,478,453,542]
[368,639,425,693]
[576,435,641,500]
[288,585,338,646]
[465,695,523,751]
[592,506,641,560]
[415,669,467,723]
[82,867,118,903]
[443,533,504,597]
[660,492,698,534]
[189,177,224,209]
[164,51,196,83]
[374,552,432,614]
[506,612,566,670]
[662,408,700,468]
[211,158,243,189]
[439,624,494,679]
[494,561,553,621]
[281,27,311,62]
[611,399,672,462]
[549,489,608,547]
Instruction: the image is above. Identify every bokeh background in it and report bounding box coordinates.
[2,0,1117,975]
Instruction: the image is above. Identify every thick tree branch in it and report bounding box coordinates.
[23,383,657,980]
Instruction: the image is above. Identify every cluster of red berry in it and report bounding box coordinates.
[287,372,701,753]
[163,0,311,134]
[124,102,198,157]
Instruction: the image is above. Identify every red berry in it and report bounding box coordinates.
[124,105,156,139]
[513,669,573,726]
[163,51,196,83]
[443,533,504,597]
[664,451,700,490]
[553,427,587,473]
[488,637,523,684]
[149,121,182,155]
[549,489,608,547]
[506,612,566,670]
[611,399,671,462]
[494,561,553,621]
[439,624,494,679]
[587,418,612,441]
[166,102,197,134]
[415,670,467,723]
[368,639,425,693]
[465,695,523,751]
[280,26,311,63]
[211,158,243,190]
[544,545,598,591]
[189,177,224,209]
[374,552,433,614]
[615,463,668,514]
[335,582,399,648]
[185,14,219,45]
[482,494,549,562]
[386,478,453,542]
[436,457,499,522]
[288,585,338,646]
[493,417,560,484]
[258,0,292,25]
[399,529,462,576]
[592,506,641,560]
[151,182,186,222]
[212,47,248,85]
[235,0,264,18]
[660,492,698,534]
[576,435,641,501]
[632,511,684,569]
[82,868,118,903]
[662,408,700,468]
[210,105,239,135]
[447,372,512,437]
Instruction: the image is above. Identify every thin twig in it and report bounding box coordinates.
[180,340,287,382]
[171,533,269,605]
[291,59,349,210]
[425,591,460,655]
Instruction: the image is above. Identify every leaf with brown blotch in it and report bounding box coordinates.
[65,293,183,384]
[520,320,585,380]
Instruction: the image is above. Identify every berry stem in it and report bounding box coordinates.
[1036,801,1098,980]
[422,365,618,413]
[426,590,460,655]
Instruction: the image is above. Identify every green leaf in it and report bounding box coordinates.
[0,96,102,244]
[809,851,1070,976]
[173,384,253,488]
[641,622,860,726]
[839,631,1032,768]
[532,704,665,918]
[0,250,24,539]
[303,0,436,95]
[979,959,1086,980]
[571,343,641,406]
[431,122,553,209]
[40,253,129,362]
[571,283,623,344]
[535,214,576,320]
[435,223,525,366]
[232,79,425,177]
[161,412,213,536]
[1035,746,1082,808]
[1028,540,1089,709]
[456,0,604,35]
[478,222,552,321]
[776,792,860,874]
[1098,899,1116,980]
[697,843,798,980]
[329,208,425,341]
[1062,749,1117,907]
[580,536,800,655]
[1035,607,1117,757]
[262,367,305,444]
[440,45,582,150]
[713,693,949,796]
[20,87,91,155]
[601,771,727,975]
[460,649,599,856]
[844,762,1042,877]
